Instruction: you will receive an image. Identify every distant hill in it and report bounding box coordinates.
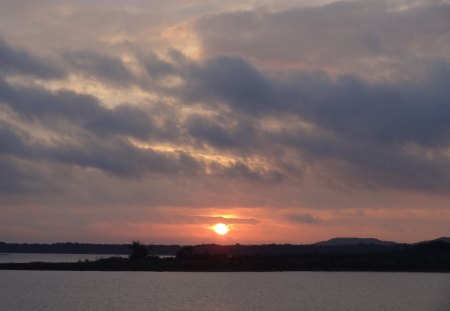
[314,238,398,246]
[415,237,450,244]
[435,237,450,243]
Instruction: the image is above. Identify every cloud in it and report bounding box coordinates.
[159,53,450,192]
[0,77,153,139]
[144,52,178,78]
[1,0,450,243]
[285,213,320,224]
[295,68,450,147]
[2,36,450,193]
[63,50,136,86]
[0,73,277,181]
[0,157,37,194]
[185,113,257,151]
[171,54,450,148]
[168,215,260,225]
[42,136,200,177]
[0,122,29,158]
[195,0,450,78]
[0,74,203,178]
[155,52,449,147]
[184,56,275,113]
[0,38,64,79]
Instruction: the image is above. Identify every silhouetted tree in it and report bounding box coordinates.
[176,246,195,259]
[129,241,149,260]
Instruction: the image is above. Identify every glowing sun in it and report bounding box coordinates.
[213,223,230,235]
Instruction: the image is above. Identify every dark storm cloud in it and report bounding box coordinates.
[63,51,136,86]
[0,38,64,79]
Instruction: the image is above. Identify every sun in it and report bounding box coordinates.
[213,223,230,235]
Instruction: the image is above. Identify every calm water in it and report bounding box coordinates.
[0,271,448,311]
[0,253,126,263]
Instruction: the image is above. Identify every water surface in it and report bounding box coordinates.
[0,253,126,263]
[0,271,448,311]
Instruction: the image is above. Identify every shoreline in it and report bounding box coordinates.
[1,256,449,273]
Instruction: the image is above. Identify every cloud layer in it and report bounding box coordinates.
[1,0,449,243]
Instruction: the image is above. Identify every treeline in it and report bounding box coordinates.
[0,242,180,255]
[1,240,449,272]
[171,241,450,272]
[0,242,402,256]
[1,238,448,256]
[179,243,405,256]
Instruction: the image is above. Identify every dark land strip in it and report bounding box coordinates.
[1,240,449,272]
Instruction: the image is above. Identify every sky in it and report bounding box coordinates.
[0,0,450,244]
